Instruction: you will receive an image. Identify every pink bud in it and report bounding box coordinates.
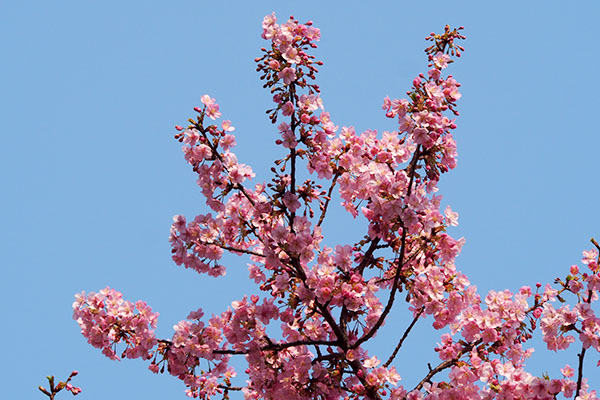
[269,60,280,70]
[570,265,579,275]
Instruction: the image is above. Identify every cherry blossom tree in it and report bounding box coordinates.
[71,13,600,400]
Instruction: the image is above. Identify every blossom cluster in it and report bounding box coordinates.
[73,287,158,361]
[73,14,600,400]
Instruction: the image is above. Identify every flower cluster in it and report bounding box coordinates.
[73,14,600,400]
[541,248,600,353]
[73,287,158,361]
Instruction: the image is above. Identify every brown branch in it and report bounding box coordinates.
[413,359,454,392]
[356,238,381,274]
[382,307,424,368]
[289,83,298,232]
[317,171,340,227]
[202,241,265,258]
[161,337,337,357]
[575,346,586,398]
[217,384,243,391]
[591,237,600,253]
[311,351,344,365]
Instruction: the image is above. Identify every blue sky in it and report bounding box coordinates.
[2,1,600,399]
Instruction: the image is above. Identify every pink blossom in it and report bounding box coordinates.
[200,94,221,119]
[281,101,294,116]
[433,52,451,69]
[583,248,598,264]
[561,364,575,377]
[444,205,459,226]
[278,67,296,85]
[221,120,235,132]
[282,192,301,212]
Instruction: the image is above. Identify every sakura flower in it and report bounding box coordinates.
[583,248,598,265]
[444,205,459,226]
[432,52,451,69]
[200,94,221,119]
[282,191,301,212]
[278,67,296,85]
[281,101,294,116]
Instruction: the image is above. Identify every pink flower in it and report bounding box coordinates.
[269,60,280,70]
[282,192,301,212]
[444,205,459,226]
[278,67,296,85]
[280,130,297,149]
[200,94,221,119]
[432,52,451,69]
[281,101,294,116]
[283,47,301,64]
[221,120,235,132]
[363,356,380,368]
[582,248,598,265]
[561,364,575,377]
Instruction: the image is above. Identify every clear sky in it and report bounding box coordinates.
[2,1,600,399]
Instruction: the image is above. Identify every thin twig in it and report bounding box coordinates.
[203,241,264,258]
[575,346,586,398]
[217,384,243,391]
[356,238,381,274]
[317,172,340,227]
[591,237,600,252]
[383,307,424,368]
[289,83,298,232]
[160,338,339,356]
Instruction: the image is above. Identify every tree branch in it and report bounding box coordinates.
[317,172,340,227]
[161,338,338,356]
[217,384,243,391]
[575,346,586,398]
[356,238,381,274]
[383,307,424,368]
[591,237,600,253]
[289,82,298,232]
[202,241,265,258]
